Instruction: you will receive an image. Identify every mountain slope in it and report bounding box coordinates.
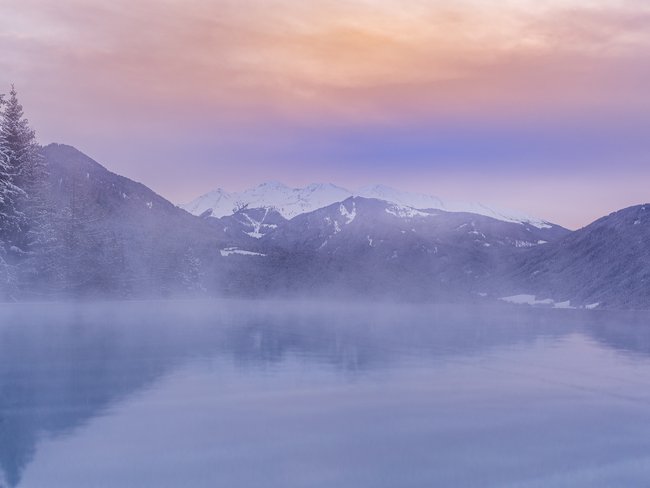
[506,204,650,309]
[37,144,227,297]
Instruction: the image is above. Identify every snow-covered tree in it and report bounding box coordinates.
[0,85,58,298]
[0,91,23,298]
[0,86,39,187]
[0,86,34,252]
[0,92,22,238]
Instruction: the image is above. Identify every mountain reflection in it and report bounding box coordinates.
[0,301,648,487]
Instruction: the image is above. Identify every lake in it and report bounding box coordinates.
[1,300,650,487]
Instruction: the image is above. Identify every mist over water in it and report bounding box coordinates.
[1,300,650,487]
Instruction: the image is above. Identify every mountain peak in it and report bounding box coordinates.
[357,183,397,193]
[304,182,350,192]
[256,181,289,189]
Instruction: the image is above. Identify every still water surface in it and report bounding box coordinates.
[1,300,650,487]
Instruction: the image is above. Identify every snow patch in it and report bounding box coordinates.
[514,240,537,248]
[385,204,433,219]
[238,208,277,239]
[220,247,266,257]
[339,202,357,223]
[500,295,575,309]
[500,295,555,306]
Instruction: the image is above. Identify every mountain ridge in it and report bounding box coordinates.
[181,181,555,229]
[2,143,646,310]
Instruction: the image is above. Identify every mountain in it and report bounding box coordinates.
[502,204,650,310]
[242,197,569,300]
[4,143,646,310]
[357,184,552,229]
[263,197,566,254]
[182,182,351,219]
[34,144,228,298]
[182,182,553,228]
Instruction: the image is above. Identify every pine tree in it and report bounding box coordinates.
[0,85,59,298]
[0,91,23,297]
[0,86,33,253]
[0,92,23,242]
[0,86,38,189]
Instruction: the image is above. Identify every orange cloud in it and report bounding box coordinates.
[1,0,649,126]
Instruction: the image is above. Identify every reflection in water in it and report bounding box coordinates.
[0,301,649,487]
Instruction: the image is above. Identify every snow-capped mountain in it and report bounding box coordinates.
[263,197,565,255]
[182,182,351,219]
[182,182,553,229]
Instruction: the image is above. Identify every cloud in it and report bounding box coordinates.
[3,0,649,122]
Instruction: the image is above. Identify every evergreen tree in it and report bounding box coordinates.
[0,85,59,298]
[0,86,38,190]
[0,86,33,254]
[0,92,23,242]
[0,91,23,297]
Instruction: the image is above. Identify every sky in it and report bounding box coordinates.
[1,0,649,228]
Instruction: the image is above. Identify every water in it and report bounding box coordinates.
[1,300,650,487]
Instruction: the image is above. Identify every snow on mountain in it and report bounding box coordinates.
[220,207,287,242]
[358,184,551,229]
[357,184,444,212]
[182,182,351,219]
[182,187,235,217]
[182,182,553,228]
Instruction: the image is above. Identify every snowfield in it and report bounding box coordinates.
[181,181,553,228]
